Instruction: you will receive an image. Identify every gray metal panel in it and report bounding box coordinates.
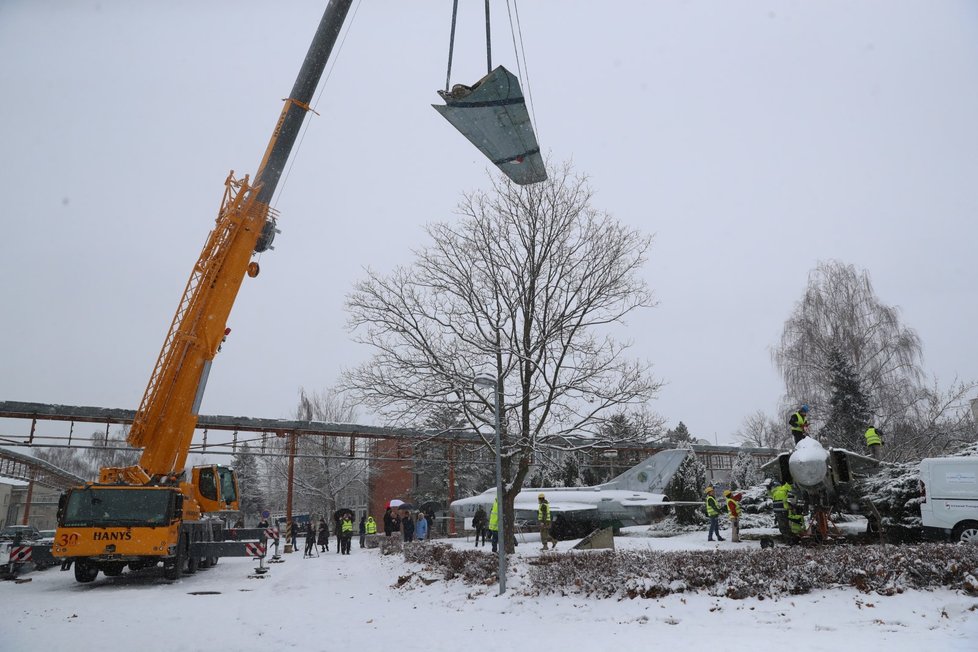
[603,449,691,494]
[433,66,546,185]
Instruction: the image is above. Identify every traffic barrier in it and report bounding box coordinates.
[10,546,31,563]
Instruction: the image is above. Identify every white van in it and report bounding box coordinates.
[919,456,978,543]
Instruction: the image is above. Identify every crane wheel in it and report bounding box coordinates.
[247,262,260,278]
[74,560,99,583]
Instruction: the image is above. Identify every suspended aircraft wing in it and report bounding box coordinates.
[433,65,547,185]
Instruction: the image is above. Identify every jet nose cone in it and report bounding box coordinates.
[788,437,829,487]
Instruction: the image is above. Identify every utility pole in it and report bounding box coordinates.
[284,432,297,553]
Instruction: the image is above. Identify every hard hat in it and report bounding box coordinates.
[723,489,732,497]
[538,493,546,499]
[705,486,714,494]
[800,404,809,413]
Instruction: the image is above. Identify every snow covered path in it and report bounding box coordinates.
[3,533,976,652]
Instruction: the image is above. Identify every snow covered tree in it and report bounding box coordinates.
[666,421,694,446]
[664,450,707,525]
[231,441,263,523]
[819,348,871,451]
[773,261,923,426]
[343,161,661,553]
[887,379,978,461]
[729,450,759,489]
[561,455,581,488]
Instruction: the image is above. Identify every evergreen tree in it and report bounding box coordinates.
[231,441,263,523]
[664,449,707,525]
[821,348,871,450]
[561,455,581,488]
[667,421,694,446]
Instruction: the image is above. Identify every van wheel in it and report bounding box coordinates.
[952,521,978,544]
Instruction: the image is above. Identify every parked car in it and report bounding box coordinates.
[0,525,41,542]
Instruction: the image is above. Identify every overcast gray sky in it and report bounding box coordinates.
[1,0,976,445]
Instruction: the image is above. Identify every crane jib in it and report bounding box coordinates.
[254,0,353,206]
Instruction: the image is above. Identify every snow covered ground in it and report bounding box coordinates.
[4,529,976,652]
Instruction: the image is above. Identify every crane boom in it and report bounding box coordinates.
[55,2,355,584]
[116,0,353,482]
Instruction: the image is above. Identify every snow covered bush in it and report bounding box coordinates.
[858,460,923,540]
[401,543,498,583]
[525,544,978,600]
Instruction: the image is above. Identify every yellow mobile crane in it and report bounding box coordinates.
[51,1,356,583]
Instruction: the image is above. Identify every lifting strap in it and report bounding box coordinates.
[444,0,493,92]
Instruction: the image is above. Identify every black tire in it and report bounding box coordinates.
[164,534,188,580]
[162,558,179,580]
[74,560,99,583]
[952,521,978,544]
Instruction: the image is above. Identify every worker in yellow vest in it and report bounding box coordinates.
[340,513,354,555]
[538,493,556,551]
[365,515,377,535]
[864,426,883,460]
[705,486,725,541]
[488,498,500,553]
[788,404,810,444]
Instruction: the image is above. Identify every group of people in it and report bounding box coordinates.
[259,512,381,558]
[789,404,885,459]
[382,507,431,543]
[704,486,743,542]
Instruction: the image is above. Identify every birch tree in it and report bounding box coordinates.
[343,162,661,552]
[773,261,923,426]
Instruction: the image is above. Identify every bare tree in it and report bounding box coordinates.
[343,162,661,552]
[886,378,978,462]
[773,261,924,426]
[262,388,368,520]
[733,410,789,450]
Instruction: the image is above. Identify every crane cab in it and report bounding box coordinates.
[191,465,240,513]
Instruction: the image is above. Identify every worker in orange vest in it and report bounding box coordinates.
[724,489,742,543]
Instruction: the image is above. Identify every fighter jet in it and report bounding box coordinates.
[450,450,688,538]
[761,437,883,541]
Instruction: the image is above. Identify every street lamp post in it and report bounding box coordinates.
[474,373,506,595]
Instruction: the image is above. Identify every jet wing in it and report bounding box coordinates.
[546,502,599,514]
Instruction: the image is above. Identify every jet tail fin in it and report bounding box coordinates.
[599,450,691,494]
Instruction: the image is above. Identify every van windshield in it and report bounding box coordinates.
[61,488,171,527]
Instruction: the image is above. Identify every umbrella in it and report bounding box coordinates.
[388,499,405,509]
[396,503,416,512]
